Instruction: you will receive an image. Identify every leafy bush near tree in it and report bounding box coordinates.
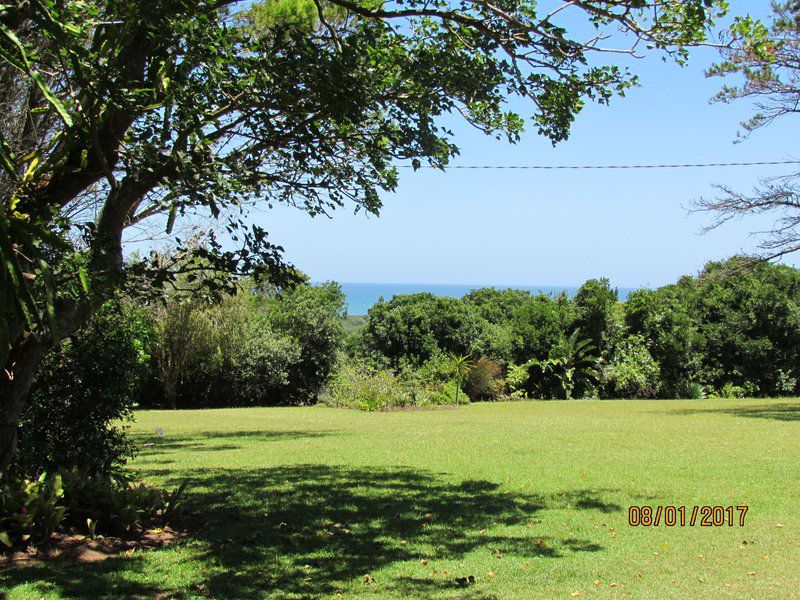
[14,301,155,477]
[0,469,187,549]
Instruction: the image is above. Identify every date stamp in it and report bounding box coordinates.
[628,505,749,527]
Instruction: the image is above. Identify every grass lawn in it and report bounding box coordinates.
[2,399,799,599]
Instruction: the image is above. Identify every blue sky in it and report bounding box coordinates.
[253,1,800,289]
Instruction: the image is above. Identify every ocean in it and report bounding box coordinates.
[334,282,637,316]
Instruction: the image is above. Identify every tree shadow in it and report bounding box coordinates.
[131,430,337,458]
[0,465,617,598]
[674,402,800,422]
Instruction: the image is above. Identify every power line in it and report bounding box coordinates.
[397,159,800,170]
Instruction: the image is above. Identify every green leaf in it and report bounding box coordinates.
[31,71,73,128]
[0,21,31,71]
[78,266,90,294]
[0,131,18,181]
[38,258,58,336]
[0,531,12,548]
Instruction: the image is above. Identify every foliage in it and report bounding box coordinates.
[324,360,463,411]
[699,2,800,259]
[0,472,66,547]
[573,278,619,352]
[59,468,188,537]
[359,294,484,367]
[509,293,576,365]
[263,281,347,403]
[708,381,757,399]
[463,358,503,402]
[624,279,703,396]
[681,381,707,400]
[538,329,599,400]
[601,334,661,399]
[0,468,186,548]
[13,302,154,477]
[445,352,473,407]
[324,365,412,411]
[147,280,344,407]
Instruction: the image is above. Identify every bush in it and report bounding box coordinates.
[0,469,187,549]
[14,301,155,477]
[708,381,757,399]
[147,280,346,408]
[463,358,504,401]
[324,363,464,411]
[324,366,412,410]
[601,335,661,399]
[0,473,67,547]
[358,293,485,367]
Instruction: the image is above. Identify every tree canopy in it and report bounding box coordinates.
[699,1,800,258]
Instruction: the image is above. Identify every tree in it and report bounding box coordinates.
[360,293,485,367]
[698,2,800,259]
[446,352,473,406]
[539,328,598,399]
[573,278,618,351]
[0,0,724,468]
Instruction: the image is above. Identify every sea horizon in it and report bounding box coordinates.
[317,281,639,316]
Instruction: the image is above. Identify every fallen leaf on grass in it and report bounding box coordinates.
[362,574,375,584]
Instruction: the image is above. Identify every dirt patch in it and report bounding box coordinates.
[0,525,187,567]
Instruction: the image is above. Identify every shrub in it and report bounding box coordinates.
[601,335,661,399]
[14,301,154,477]
[0,473,67,547]
[463,358,504,401]
[414,380,463,406]
[60,468,187,536]
[506,362,531,399]
[324,363,464,411]
[359,293,485,367]
[147,280,346,408]
[681,382,707,400]
[708,381,757,399]
[0,469,187,549]
[573,278,619,352]
[324,366,412,410]
[228,321,302,405]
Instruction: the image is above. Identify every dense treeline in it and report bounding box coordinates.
[354,257,800,401]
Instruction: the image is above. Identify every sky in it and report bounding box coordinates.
[250,1,800,289]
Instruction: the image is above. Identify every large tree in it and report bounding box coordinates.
[0,0,722,468]
[699,1,800,258]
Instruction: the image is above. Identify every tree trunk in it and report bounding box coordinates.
[0,335,47,472]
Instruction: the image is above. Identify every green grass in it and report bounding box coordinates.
[2,399,800,599]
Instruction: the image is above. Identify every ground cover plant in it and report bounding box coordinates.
[1,399,798,598]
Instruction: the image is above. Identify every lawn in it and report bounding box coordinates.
[2,399,799,599]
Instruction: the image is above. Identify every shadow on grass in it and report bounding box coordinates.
[675,401,800,422]
[131,429,338,460]
[0,464,618,599]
